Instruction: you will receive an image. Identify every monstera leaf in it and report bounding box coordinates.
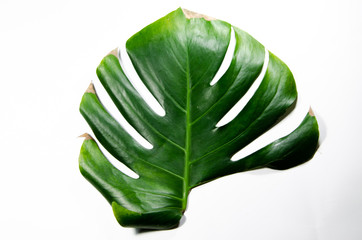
[79,8,319,229]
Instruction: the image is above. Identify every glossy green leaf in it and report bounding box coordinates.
[79,8,319,229]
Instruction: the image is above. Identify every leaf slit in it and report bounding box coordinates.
[209,27,236,86]
[215,48,269,127]
[190,64,282,165]
[93,137,140,179]
[230,95,310,161]
[89,82,154,150]
[117,46,166,117]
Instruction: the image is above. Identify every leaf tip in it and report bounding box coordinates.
[309,107,315,116]
[79,133,93,140]
[107,48,119,58]
[85,82,96,94]
[181,8,216,21]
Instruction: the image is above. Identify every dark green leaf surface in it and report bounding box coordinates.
[79,8,319,229]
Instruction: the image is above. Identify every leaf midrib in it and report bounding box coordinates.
[182,47,191,210]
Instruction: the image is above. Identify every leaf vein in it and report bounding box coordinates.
[190,76,281,164]
[190,69,241,125]
[132,189,183,201]
[119,149,184,180]
[121,101,185,151]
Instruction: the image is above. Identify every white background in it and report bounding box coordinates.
[1,0,362,239]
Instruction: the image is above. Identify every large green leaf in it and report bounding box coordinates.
[79,8,319,229]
